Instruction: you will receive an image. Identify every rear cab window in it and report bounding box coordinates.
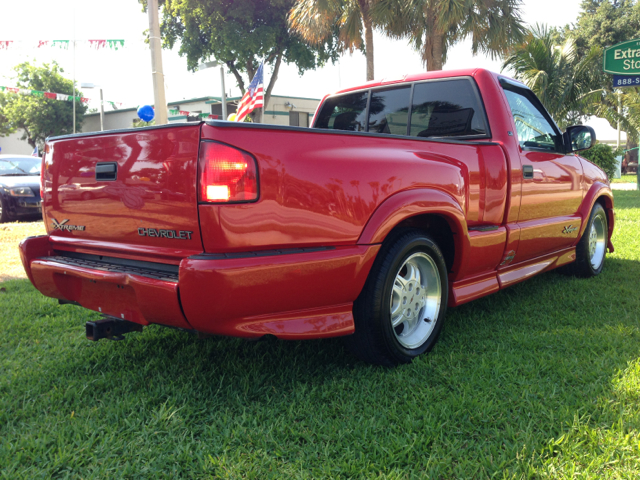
[313,91,368,131]
[313,77,490,140]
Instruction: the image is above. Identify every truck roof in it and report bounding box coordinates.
[332,68,523,96]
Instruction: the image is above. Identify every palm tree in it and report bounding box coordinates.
[375,0,525,71]
[289,0,378,80]
[502,25,602,129]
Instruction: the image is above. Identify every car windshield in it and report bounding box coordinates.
[0,157,41,176]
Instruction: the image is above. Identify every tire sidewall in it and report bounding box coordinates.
[583,203,607,276]
[377,235,449,362]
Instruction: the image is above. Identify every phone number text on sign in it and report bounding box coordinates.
[613,75,640,87]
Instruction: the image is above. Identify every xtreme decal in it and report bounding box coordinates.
[51,218,86,232]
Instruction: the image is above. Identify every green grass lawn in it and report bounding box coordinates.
[611,174,638,183]
[1,191,639,479]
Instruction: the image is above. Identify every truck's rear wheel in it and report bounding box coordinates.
[346,230,448,366]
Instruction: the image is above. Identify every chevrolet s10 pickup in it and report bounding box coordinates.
[20,68,614,366]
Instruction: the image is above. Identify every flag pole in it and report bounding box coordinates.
[261,62,265,125]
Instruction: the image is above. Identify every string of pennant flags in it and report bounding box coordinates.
[1,86,219,116]
[0,39,126,50]
[0,85,123,108]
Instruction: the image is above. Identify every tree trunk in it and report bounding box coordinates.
[250,52,283,124]
[359,0,374,81]
[625,136,638,174]
[424,33,444,71]
[226,61,245,94]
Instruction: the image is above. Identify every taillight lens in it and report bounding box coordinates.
[198,141,258,203]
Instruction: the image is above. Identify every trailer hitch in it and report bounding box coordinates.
[86,317,143,341]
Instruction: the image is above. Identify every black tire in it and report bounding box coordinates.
[561,202,608,277]
[0,197,10,223]
[345,229,448,366]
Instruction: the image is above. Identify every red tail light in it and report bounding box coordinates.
[198,141,258,203]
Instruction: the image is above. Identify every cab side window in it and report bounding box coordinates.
[314,91,369,132]
[502,87,562,152]
[410,79,488,138]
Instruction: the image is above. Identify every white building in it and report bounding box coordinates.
[1,94,321,155]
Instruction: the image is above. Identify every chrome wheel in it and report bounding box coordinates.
[589,212,606,270]
[390,252,442,349]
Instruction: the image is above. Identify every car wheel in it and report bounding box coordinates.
[562,203,608,277]
[346,229,448,366]
[0,197,10,223]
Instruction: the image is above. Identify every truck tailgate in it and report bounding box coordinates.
[43,124,203,262]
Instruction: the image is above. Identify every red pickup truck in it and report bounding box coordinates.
[20,68,614,366]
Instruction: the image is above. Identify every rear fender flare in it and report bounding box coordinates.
[357,188,469,277]
[576,182,614,249]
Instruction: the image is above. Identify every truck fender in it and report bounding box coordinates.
[357,188,469,275]
[576,182,615,251]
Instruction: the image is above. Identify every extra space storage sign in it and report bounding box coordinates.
[604,39,640,74]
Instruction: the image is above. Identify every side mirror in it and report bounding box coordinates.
[564,125,596,153]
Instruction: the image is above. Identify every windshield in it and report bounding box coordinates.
[0,157,41,176]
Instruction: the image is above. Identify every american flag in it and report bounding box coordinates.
[235,63,264,122]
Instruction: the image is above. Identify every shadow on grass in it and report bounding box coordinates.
[2,255,640,477]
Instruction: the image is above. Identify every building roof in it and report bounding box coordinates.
[85,95,221,117]
[205,94,321,104]
[85,94,321,117]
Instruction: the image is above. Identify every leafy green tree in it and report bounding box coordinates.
[145,0,339,121]
[580,142,621,178]
[572,0,640,56]
[0,62,86,151]
[567,0,640,162]
[502,25,601,128]
[289,0,378,80]
[375,0,526,71]
[132,119,156,128]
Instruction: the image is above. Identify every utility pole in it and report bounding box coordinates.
[72,1,76,134]
[617,90,621,149]
[99,88,104,131]
[148,0,168,125]
[220,66,227,120]
[198,61,227,120]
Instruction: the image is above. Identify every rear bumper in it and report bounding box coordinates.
[20,236,379,339]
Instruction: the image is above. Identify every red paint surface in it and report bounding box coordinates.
[22,68,615,340]
[179,245,379,338]
[42,124,204,262]
[29,258,191,329]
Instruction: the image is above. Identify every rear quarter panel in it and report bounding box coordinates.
[199,123,506,253]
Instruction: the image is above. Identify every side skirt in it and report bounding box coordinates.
[449,247,576,307]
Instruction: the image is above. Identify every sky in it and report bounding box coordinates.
[0,0,623,140]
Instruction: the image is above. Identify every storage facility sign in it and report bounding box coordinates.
[613,75,640,87]
[604,39,640,74]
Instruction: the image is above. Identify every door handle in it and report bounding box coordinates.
[96,162,117,181]
[522,165,533,179]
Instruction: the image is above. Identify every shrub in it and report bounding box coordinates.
[580,143,619,179]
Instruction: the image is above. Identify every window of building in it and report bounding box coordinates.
[409,79,488,138]
[314,91,369,131]
[289,111,309,127]
[367,86,411,135]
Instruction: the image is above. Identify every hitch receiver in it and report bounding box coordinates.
[86,317,143,341]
